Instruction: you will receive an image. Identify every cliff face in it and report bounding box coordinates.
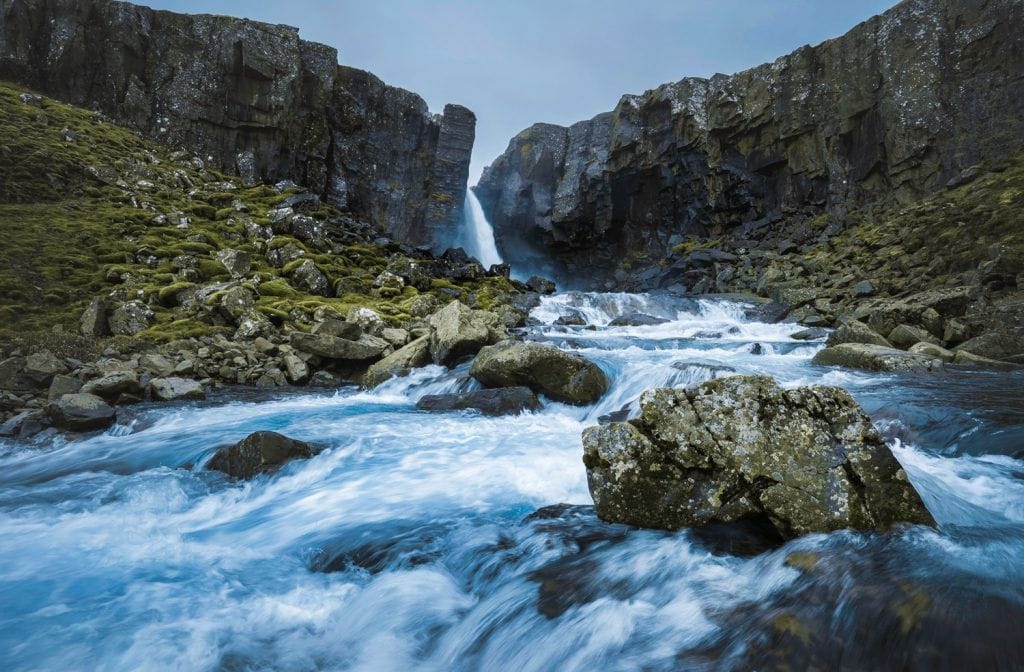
[0,0,474,248]
[476,0,1024,286]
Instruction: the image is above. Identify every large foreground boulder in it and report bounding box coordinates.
[582,375,934,538]
[812,343,944,372]
[416,386,541,416]
[47,393,116,431]
[206,430,315,479]
[428,300,506,365]
[469,340,609,405]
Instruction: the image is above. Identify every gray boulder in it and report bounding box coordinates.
[150,377,206,401]
[48,393,116,431]
[825,320,890,348]
[215,249,251,277]
[110,301,154,335]
[207,430,314,479]
[79,297,110,337]
[469,340,609,405]
[954,328,1024,361]
[22,351,68,387]
[888,324,939,349]
[428,300,506,365]
[363,335,432,387]
[907,342,955,362]
[311,318,362,340]
[416,386,541,416]
[81,371,144,398]
[290,332,388,361]
[582,375,934,538]
[812,343,944,372]
[609,313,670,327]
[47,374,81,400]
[289,259,333,297]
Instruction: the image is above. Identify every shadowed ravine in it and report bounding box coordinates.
[1,294,1022,671]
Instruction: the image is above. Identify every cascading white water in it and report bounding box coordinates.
[460,189,503,268]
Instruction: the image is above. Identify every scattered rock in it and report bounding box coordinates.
[206,430,314,479]
[582,375,934,538]
[907,342,955,362]
[853,280,876,297]
[791,328,828,341]
[79,297,110,337]
[139,353,176,377]
[47,374,81,401]
[826,320,891,348]
[812,343,944,372]
[282,353,310,384]
[416,387,541,416]
[22,351,68,387]
[290,332,388,361]
[469,340,609,405]
[346,307,385,335]
[81,371,143,398]
[289,259,332,297]
[954,328,1024,361]
[215,248,251,277]
[526,275,556,294]
[47,393,116,431]
[150,377,206,401]
[888,324,939,349]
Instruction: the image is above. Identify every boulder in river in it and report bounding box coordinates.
[608,313,670,327]
[825,320,891,348]
[47,393,116,431]
[428,300,506,366]
[582,375,934,538]
[416,386,541,416]
[363,335,432,387]
[812,343,944,372]
[207,430,315,479]
[469,340,609,405]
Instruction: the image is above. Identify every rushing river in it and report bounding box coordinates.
[1,293,1023,671]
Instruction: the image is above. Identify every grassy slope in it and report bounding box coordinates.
[0,82,514,348]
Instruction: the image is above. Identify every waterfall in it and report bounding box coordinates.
[460,189,503,268]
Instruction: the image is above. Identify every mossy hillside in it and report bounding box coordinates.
[0,82,522,347]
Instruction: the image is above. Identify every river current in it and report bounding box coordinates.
[1,293,1022,671]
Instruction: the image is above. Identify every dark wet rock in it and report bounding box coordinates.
[608,313,670,327]
[206,430,314,479]
[582,375,935,538]
[852,280,876,297]
[427,300,506,366]
[0,0,473,247]
[150,377,206,401]
[791,327,828,341]
[744,301,790,324]
[47,392,116,431]
[526,275,556,295]
[470,340,610,405]
[750,343,764,355]
[826,320,891,348]
[416,387,541,416]
[812,343,944,372]
[554,310,588,326]
[598,406,632,425]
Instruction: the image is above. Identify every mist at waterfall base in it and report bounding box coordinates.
[2,293,1024,670]
[455,190,503,270]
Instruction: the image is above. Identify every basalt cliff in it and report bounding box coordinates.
[476,0,1024,289]
[0,0,474,249]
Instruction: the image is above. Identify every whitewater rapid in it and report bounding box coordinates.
[1,293,1022,671]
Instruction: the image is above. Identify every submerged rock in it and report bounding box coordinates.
[812,343,944,372]
[47,393,116,431]
[582,375,934,538]
[206,431,314,479]
[469,340,609,405]
[416,386,541,416]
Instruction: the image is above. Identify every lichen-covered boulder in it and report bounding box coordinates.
[206,430,314,479]
[469,340,609,405]
[289,259,333,297]
[109,300,154,335]
[428,300,506,365]
[582,375,934,538]
[812,343,944,372]
[47,392,116,431]
[416,386,541,416]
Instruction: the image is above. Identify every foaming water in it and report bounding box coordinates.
[1,292,1023,670]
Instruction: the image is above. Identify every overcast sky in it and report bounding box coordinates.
[147,1,898,184]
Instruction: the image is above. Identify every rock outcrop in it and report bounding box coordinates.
[0,0,473,247]
[476,0,1024,285]
[582,375,934,538]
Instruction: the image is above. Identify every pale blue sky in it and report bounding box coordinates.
[146,1,898,183]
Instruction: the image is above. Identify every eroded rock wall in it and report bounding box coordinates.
[0,0,473,247]
[476,0,1024,285]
